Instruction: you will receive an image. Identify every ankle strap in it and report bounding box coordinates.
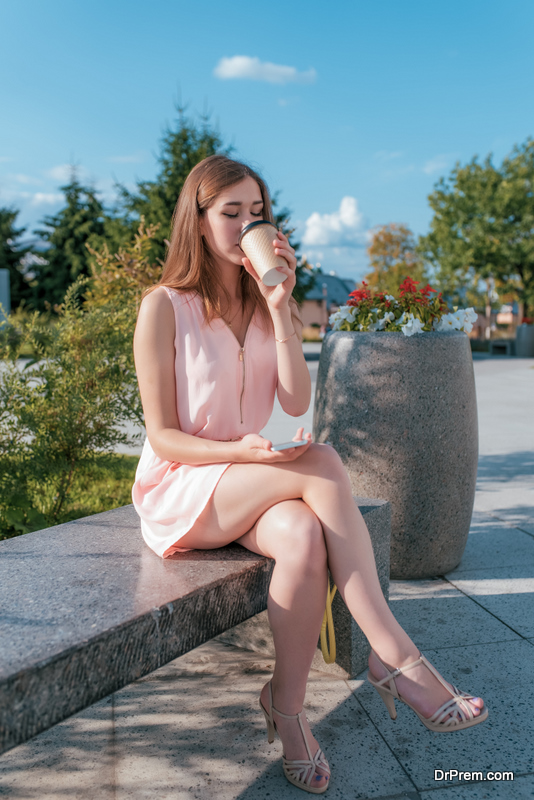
[272,704,303,720]
[375,652,453,696]
[268,681,313,762]
[374,654,424,687]
[268,680,303,719]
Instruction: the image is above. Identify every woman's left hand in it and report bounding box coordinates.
[242,230,297,311]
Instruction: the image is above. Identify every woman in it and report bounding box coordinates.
[132,155,487,795]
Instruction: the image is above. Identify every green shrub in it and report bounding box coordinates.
[0,221,159,538]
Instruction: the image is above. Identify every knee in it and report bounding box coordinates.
[308,442,347,479]
[271,503,327,572]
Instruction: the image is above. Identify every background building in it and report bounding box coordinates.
[301,270,355,330]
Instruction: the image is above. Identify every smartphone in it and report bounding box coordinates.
[271,440,309,451]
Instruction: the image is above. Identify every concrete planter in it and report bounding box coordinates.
[313,331,478,579]
[516,324,534,357]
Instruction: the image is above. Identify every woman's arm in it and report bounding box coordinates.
[271,306,312,417]
[133,287,311,464]
[243,230,311,417]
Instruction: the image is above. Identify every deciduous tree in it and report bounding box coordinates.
[419,139,534,315]
[365,223,427,294]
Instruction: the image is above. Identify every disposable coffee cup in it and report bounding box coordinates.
[239,221,289,286]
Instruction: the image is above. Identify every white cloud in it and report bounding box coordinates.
[302,197,367,248]
[214,56,316,84]
[45,164,73,182]
[423,154,457,176]
[44,164,88,182]
[31,192,63,206]
[10,174,41,185]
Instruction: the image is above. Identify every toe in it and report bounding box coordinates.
[313,770,329,788]
[470,697,485,715]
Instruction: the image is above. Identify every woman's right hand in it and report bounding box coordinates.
[233,429,312,464]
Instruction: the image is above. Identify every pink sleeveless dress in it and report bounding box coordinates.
[131,287,278,558]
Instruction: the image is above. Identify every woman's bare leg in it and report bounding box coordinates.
[179,443,484,722]
[183,495,330,787]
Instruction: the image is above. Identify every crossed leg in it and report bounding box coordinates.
[178,444,484,787]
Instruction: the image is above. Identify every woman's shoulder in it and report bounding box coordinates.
[136,287,171,327]
[142,286,199,311]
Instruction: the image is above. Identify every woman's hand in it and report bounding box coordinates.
[233,428,311,464]
[242,229,297,313]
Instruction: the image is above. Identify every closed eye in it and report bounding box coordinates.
[223,210,263,219]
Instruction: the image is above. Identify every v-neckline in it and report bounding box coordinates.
[222,306,255,349]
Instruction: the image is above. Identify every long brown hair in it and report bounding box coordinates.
[143,154,301,333]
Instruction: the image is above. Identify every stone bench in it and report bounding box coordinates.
[0,498,390,756]
[489,339,515,356]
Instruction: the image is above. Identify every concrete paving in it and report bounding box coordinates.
[1,351,533,799]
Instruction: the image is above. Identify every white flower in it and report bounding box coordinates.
[456,307,478,333]
[400,313,425,337]
[434,308,477,333]
[385,295,396,302]
[367,309,396,331]
[377,311,396,330]
[329,313,342,329]
[464,307,478,324]
[434,312,462,332]
[329,305,357,330]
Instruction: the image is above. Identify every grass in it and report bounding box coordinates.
[57,453,139,524]
[0,453,140,540]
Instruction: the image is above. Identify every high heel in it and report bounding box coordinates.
[259,681,331,794]
[367,651,488,732]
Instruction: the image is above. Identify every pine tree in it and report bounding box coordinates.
[0,207,31,310]
[114,108,228,262]
[32,172,105,310]
[112,106,315,302]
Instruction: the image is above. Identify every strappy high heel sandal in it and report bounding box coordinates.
[367,651,488,732]
[259,681,331,794]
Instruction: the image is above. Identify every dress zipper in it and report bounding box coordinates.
[239,347,245,424]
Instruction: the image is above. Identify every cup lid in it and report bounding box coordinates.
[238,220,278,248]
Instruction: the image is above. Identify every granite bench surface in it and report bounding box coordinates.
[0,499,390,755]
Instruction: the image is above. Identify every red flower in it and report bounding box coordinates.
[399,276,420,295]
[421,283,437,296]
[349,280,371,304]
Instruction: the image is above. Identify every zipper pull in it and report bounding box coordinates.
[239,349,244,361]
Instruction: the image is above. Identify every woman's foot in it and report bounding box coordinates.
[260,682,330,791]
[368,650,485,724]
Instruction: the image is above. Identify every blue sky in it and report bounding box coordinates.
[1,0,533,280]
